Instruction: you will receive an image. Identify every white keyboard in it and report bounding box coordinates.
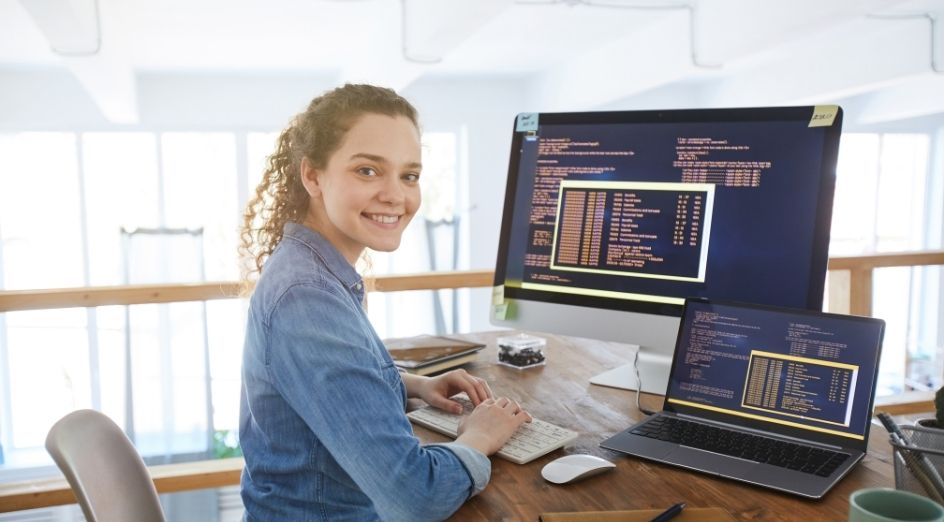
[407,395,578,464]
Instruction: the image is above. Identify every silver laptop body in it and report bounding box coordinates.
[601,298,885,499]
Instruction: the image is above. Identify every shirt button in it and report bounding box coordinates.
[355,283,363,290]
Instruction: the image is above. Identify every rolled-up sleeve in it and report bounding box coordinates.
[266,283,488,521]
[428,442,490,496]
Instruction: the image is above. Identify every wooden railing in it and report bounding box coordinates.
[0,269,496,513]
[0,270,496,312]
[827,250,944,317]
[0,251,942,513]
[0,458,245,512]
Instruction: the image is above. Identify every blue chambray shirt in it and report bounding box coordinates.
[239,223,490,521]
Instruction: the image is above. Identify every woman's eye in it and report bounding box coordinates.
[357,167,378,177]
[403,173,420,183]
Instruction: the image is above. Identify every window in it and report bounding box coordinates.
[0,133,89,468]
[0,128,466,474]
[0,131,247,470]
[830,132,941,395]
[831,134,930,255]
[0,133,84,290]
[365,131,466,338]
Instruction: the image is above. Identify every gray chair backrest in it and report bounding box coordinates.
[45,409,165,522]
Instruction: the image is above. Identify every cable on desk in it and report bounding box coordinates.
[633,350,659,416]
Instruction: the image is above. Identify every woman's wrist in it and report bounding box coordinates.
[401,372,430,399]
[455,432,492,456]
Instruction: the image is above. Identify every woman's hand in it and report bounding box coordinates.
[409,369,492,414]
[456,397,532,455]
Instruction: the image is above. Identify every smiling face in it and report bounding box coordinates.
[300,113,422,264]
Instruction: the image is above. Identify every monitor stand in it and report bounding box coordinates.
[589,350,673,395]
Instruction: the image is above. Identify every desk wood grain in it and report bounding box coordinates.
[415,331,896,521]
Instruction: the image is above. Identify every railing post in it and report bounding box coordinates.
[826,270,851,314]
[848,268,874,317]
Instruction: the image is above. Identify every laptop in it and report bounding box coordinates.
[601,298,885,498]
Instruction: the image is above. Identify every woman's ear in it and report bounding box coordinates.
[300,157,321,198]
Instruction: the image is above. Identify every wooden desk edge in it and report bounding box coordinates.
[0,458,244,512]
[0,390,931,513]
[873,391,934,416]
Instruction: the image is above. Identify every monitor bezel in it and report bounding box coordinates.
[492,105,843,319]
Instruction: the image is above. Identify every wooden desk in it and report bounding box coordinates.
[0,330,897,518]
[419,331,897,521]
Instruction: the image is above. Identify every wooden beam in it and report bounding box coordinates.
[828,250,944,271]
[0,282,242,312]
[848,268,874,317]
[1,250,941,314]
[0,270,496,312]
[826,269,850,314]
[366,269,494,293]
[873,391,935,417]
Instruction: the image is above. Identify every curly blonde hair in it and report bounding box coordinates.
[239,84,419,292]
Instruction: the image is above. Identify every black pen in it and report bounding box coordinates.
[650,502,685,522]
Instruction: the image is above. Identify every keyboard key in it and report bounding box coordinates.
[407,395,578,464]
[636,417,848,475]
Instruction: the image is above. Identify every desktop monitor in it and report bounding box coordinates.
[491,106,843,393]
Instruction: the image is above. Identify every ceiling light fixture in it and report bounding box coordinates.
[867,12,942,74]
[401,0,443,64]
[19,0,102,57]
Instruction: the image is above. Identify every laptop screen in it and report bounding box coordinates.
[665,299,885,448]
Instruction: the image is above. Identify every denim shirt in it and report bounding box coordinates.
[239,223,490,521]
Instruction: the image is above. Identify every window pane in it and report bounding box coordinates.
[128,303,209,457]
[875,134,929,251]
[830,133,879,256]
[95,305,129,427]
[82,133,161,286]
[206,299,246,432]
[0,133,84,289]
[420,132,457,222]
[830,132,940,396]
[6,310,90,451]
[161,133,239,280]
[366,132,463,337]
[247,132,279,200]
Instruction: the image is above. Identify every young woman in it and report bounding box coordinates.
[238,84,532,521]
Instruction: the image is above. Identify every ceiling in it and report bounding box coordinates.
[2,0,943,125]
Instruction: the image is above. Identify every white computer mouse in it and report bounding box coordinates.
[540,454,616,484]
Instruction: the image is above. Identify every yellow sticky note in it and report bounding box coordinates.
[491,285,505,305]
[809,105,839,127]
[493,300,516,320]
[516,113,539,132]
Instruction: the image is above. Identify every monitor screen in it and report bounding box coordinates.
[491,106,843,392]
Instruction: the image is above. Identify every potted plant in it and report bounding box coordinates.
[916,386,944,429]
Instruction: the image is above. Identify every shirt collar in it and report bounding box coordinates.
[283,222,364,297]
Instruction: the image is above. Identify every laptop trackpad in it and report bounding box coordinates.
[664,446,757,477]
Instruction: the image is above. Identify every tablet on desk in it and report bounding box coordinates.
[384,335,485,372]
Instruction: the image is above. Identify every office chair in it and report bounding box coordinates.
[45,409,165,522]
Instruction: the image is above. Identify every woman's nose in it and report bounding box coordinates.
[378,176,405,205]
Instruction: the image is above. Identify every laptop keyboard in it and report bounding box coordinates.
[407,395,578,464]
[632,416,850,477]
